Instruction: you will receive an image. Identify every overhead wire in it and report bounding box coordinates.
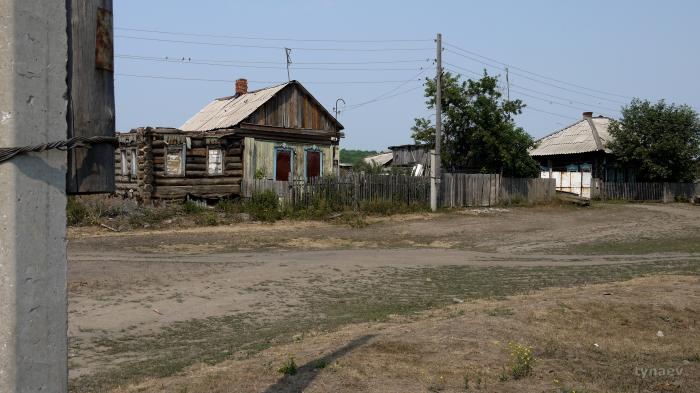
[116,54,428,71]
[114,73,427,86]
[116,27,433,43]
[116,35,434,52]
[444,42,634,100]
[444,48,628,105]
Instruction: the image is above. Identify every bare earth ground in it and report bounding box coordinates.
[67,203,700,392]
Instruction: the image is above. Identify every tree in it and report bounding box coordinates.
[412,71,539,177]
[608,99,700,182]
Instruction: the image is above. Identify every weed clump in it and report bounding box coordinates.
[277,354,297,375]
[246,190,281,222]
[507,341,534,379]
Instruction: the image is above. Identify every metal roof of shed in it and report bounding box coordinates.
[530,116,613,156]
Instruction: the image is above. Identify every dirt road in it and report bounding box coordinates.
[67,203,700,391]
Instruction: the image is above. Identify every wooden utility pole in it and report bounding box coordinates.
[431,33,442,211]
[505,67,510,101]
[67,0,116,194]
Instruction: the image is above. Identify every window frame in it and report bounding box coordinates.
[206,146,225,176]
[165,143,186,177]
[273,146,295,181]
[303,147,323,180]
[130,149,138,180]
[120,149,128,177]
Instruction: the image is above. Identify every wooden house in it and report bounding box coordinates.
[115,79,344,203]
[530,112,634,198]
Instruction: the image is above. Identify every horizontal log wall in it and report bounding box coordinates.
[151,135,244,200]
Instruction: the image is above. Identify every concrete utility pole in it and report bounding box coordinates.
[0,0,69,392]
[431,33,442,211]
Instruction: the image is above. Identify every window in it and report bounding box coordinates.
[165,145,186,176]
[130,149,138,180]
[207,148,224,175]
[120,150,128,176]
[305,149,322,179]
[275,148,293,181]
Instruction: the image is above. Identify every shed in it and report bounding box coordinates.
[115,79,344,202]
[388,143,431,176]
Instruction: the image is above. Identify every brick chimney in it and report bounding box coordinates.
[582,111,593,119]
[235,78,248,97]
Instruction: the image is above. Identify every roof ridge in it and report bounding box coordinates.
[586,118,604,151]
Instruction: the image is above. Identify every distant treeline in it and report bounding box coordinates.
[340,149,379,166]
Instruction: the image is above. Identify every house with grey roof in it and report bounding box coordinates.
[530,112,634,198]
[115,79,344,202]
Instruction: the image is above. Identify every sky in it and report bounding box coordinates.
[114,0,700,151]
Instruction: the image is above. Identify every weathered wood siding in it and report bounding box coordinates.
[242,137,334,180]
[245,84,338,132]
[151,135,244,200]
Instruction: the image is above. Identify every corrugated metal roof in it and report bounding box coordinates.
[180,82,289,132]
[530,117,613,156]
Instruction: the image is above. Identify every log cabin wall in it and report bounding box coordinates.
[151,132,244,201]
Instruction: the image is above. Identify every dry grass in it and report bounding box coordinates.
[109,275,700,393]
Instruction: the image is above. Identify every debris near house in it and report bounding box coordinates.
[556,190,590,206]
[115,79,344,203]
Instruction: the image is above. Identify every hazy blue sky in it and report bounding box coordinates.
[114,0,700,150]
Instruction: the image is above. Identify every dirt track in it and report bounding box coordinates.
[67,203,700,390]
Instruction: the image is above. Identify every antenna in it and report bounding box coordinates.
[285,47,292,81]
[333,98,346,119]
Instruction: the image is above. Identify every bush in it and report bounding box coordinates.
[246,190,281,222]
[183,200,205,214]
[66,197,94,226]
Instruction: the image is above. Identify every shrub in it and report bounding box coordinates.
[277,354,297,375]
[246,190,281,222]
[215,198,242,215]
[507,341,534,379]
[66,197,94,226]
[183,200,204,214]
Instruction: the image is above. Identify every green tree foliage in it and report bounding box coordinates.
[339,149,379,167]
[411,71,539,177]
[608,99,700,182]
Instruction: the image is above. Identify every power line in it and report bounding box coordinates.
[116,54,427,71]
[116,27,433,43]
[525,106,579,121]
[343,68,430,110]
[114,73,426,85]
[444,42,634,100]
[343,85,425,112]
[445,64,619,114]
[444,48,628,105]
[116,35,434,52]
[118,54,431,66]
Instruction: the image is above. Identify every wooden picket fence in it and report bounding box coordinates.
[242,174,431,209]
[596,181,697,202]
[441,174,556,207]
[242,173,556,209]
